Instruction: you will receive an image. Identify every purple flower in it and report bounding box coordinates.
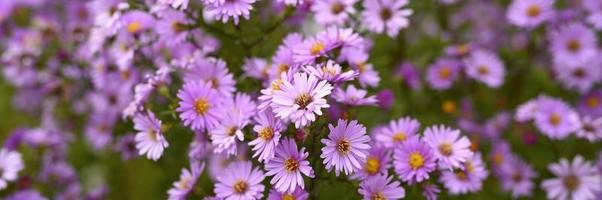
[583,0,602,30]
[304,60,357,84]
[84,112,116,150]
[210,108,248,156]
[243,57,270,81]
[293,36,336,64]
[6,189,46,200]
[439,153,489,194]
[361,0,412,37]
[576,116,602,142]
[184,58,235,97]
[249,108,286,163]
[351,145,391,180]
[358,174,406,200]
[507,0,554,28]
[463,50,505,88]
[271,72,333,128]
[374,117,420,148]
[119,10,155,35]
[499,156,538,198]
[376,89,395,110]
[214,161,266,200]
[167,161,204,200]
[393,138,437,184]
[421,183,440,200]
[395,62,422,90]
[176,81,223,131]
[321,119,371,175]
[534,97,581,139]
[0,148,23,190]
[204,0,256,24]
[266,138,314,192]
[133,110,169,161]
[267,187,309,200]
[332,85,378,106]
[577,89,602,117]
[311,0,357,26]
[155,9,189,45]
[542,156,602,200]
[426,57,461,90]
[553,56,602,93]
[347,50,380,88]
[113,134,139,161]
[423,125,473,170]
[549,23,598,66]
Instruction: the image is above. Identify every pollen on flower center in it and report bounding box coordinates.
[227,127,238,136]
[563,175,580,191]
[337,139,351,154]
[438,143,453,156]
[331,2,345,14]
[392,132,407,142]
[310,42,325,55]
[284,158,299,172]
[371,193,386,200]
[194,98,210,115]
[408,152,425,169]
[210,78,220,89]
[271,79,283,91]
[549,113,561,126]
[148,130,158,142]
[455,171,468,180]
[464,161,475,173]
[127,21,142,33]
[295,93,313,109]
[477,65,489,75]
[438,67,451,79]
[492,153,504,166]
[379,8,392,21]
[566,39,581,52]
[282,194,296,200]
[526,5,541,17]
[172,22,186,33]
[233,180,248,194]
[278,63,290,73]
[259,127,274,140]
[365,157,380,174]
[587,97,599,108]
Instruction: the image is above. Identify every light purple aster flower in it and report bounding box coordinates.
[374,117,420,148]
[534,97,581,139]
[113,134,139,161]
[393,138,437,184]
[395,62,422,90]
[266,138,314,192]
[6,189,46,200]
[271,72,333,128]
[293,35,336,64]
[214,161,266,200]
[421,183,440,200]
[346,49,380,88]
[210,109,248,156]
[0,148,24,190]
[249,108,285,163]
[576,116,602,142]
[583,0,602,30]
[482,111,511,139]
[549,23,598,66]
[204,0,256,24]
[577,89,602,117]
[463,49,505,88]
[553,56,602,93]
[426,57,461,90]
[321,119,371,175]
[311,0,357,26]
[439,153,489,194]
[423,125,473,170]
[84,112,116,150]
[133,110,169,161]
[184,58,235,97]
[507,0,554,28]
[119,10,156,36]
[332,85,378,106]
[155,8,189,45]
[499,156,538,198]
[243,57,271,81]
[542,156,602,200]
[351,144,391,180]
[358,174,406,200]
[271,33,303,80]
[376,89,395,110]
[176,81,222,131]
[489,141,513,176]
[167,161,204,200]
[267,187,309,200]
[303,60,357,84]
[361,0,412,37]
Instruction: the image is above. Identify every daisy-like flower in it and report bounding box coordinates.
[210,109,248,156]
[358,174,406,200]
[515,97,539,122]
[258,72,293,111]
[204,0,256,24]
[361,0,412,37]
[542,156,602,200]
[321,119,372,175]
[463,50,505,88]
[346,49,381,88]
[249,108,286,163]
[184,58,235,97]
[332,85,378,106]
[549,23,598,66]
[119,10,156,36]
[271,72,333,128]
[576,116,602,142]
[303,60,357,84]
[534,97,581,139]
[439,153,489,194]
[421,183,441,200]
[577,89,602,117]
[553,57,602,93]
[499,156,538,198]
[243,57,271,81]
[393,138,437,184]
[351,145,391,180]
[167,161,204,200]
[293,36,336,64]
[0,148,23,190]
[374,117,420,148]
[507,0,554,28]
[426,57,461,90]
[214,161,266,200]
[155,9,189,45]
[266,138,314,192]
[176,81,222,131]
[311,0,357,26]
[423,125,473,170]
[134,110,169,161]
[267,187,309,200]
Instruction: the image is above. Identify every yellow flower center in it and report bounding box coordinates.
[233,180,247,194]
[438,142,453,156]
[380,8,392,21]
[365,157,380,174]
[408,152,425,169]
[295,93,312,109]
[310,42,325,55]
[563,175,580,191]
[259,127,274,140]
[566,39,581,53]
[331,2,345,14]
[278,63,289,73]
[371,193,386,200]
[442,100,456,114]
[282,194,296,200]
[587,97,599,108]
[438,67,451,79]
[194,98,210,115]
[127,21,142,33]
[455,171,468,180]
[284,158,299,172]
[337,139,351,154]
[392,132,407,142]
[271,79,283,91]
[549,113,561,126]
[526,5,541,17]
[477,65,489,75]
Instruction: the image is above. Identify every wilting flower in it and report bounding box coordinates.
[176,81,223,131]
[393,138,437,184]
[167,161,204,200]
[358,174,406,200]
[134,111,169,161]
[542,156,602,200]
[321,119,372,175]
[464,50,505,88]
[439,153,489,194]
[214,161,266,200]
[271,72,333,128]
[426,57,462,90]
[423,125,473,170]
[361,0,412,37]
[332,85,378,106]
[506,0,554,28]
[374,117,420,148]
[0,148,24,190]
[249,108,286,163]
[266,138,314,192]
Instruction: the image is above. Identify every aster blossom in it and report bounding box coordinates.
[439,153,489,194]
[361,0,413,37]
[176,81,222,131]
[464,50,505,88]
[393,137,437,184]
[332,85,378,106]
[266,138,315,193]
[167,161,204,200]
[423,125,473,170]
[0,148,24,190]
[374,117,420,148]
[214,161,266,200]
[358,174,406,200]
[542,156,602,200]
[321,119,372,175]
[133,110,169,161]
[249,108,286,163]
[507,0,554,28]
